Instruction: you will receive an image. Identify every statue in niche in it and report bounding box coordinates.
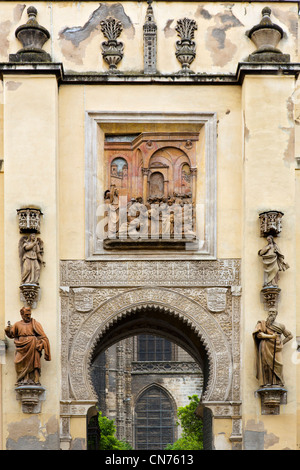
[258,235,289,286]
[5,306,51,385]
[253,308,292,387]
[19,233,45,285]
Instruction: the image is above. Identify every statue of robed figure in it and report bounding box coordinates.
[258,235,289,286]
[5,307,51,385]
[253,309,292,387]
[19,233,45,285]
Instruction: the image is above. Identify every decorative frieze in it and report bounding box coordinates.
[131,361,201,374]
[60,259,241,288]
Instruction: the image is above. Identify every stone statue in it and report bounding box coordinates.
[253,309,292,387]
[5,306,51,385]
[258,235,289,286]
[19,233,45,284]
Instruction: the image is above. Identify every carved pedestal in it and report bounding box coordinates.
[15,384,46,414]
[256,386,287,415]
[260,285,281,310]
[17,207,43,233]
[259,210,283,237]
[20,283,40,309]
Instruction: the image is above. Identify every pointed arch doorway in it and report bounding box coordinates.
[61,285,242,450]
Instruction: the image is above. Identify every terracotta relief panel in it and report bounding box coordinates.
[102,132,199,250]
[85,112,216,259]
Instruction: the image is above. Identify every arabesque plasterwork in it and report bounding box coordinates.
[60,258,242,446]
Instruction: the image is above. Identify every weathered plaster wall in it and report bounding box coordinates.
[58,83,242,261]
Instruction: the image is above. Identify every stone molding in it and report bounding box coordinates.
[131,361,201,374]
[1,63,299,85]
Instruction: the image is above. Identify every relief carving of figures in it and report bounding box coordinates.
[103,132,199,248]
[19,233,45,285]
[4,306,51,385]
[253,309,292,387]
[258,235,289,286]
[104,192,195,242]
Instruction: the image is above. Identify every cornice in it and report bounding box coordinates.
[1,61,299,85]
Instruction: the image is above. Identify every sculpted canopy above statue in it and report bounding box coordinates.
[102,132,199,249]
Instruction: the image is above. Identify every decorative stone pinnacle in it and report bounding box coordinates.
[9,6,51,63]
[27,6,38,22]
[246,7,290,63]
[143,0,157,74]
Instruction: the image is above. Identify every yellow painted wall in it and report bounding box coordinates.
[2,75,60,448]
[58,84,242,260]
[242,75,297,449]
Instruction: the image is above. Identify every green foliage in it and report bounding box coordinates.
[98,411,133,450]
[166,395,203,451]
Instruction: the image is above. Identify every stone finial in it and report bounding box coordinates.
[175,18,198,74]
[100,17,124,72]
[246,7,290,63]
[9,6,51,63]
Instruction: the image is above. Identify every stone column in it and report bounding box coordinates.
[142,168,149,202]
[2,71,60,448]
[242,74,297,448]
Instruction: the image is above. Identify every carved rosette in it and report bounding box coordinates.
[100,17,124,72]
[175,18,197,74]
[259,210,283,237]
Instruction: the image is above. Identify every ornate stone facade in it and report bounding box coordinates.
[60,258,242,448]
